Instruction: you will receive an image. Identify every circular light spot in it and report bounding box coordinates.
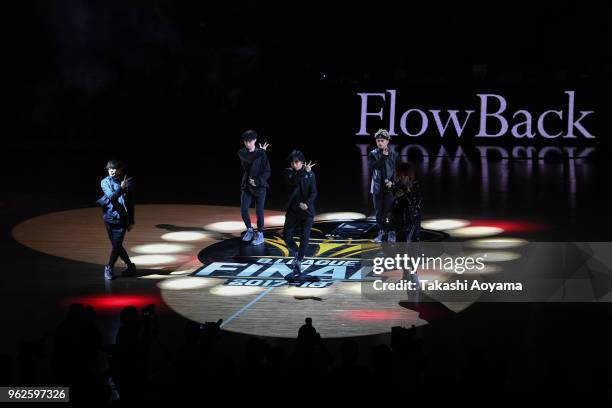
[139,274,171,280]
[282,286,330,297]
[316,212,367,221]
[450,226,503,237]
[170,268,197,275]
[159,276,216,290]
[130,254,185,266]
[467,251,521,262]
[204,221,248,233]
[265,215,286,226]
[161,231,208,242]
[416,268,451,281]
[131,243,192,254]
[421,219,470,230]
[339,282,362,295]
[210,285,264,296]
[465,238,528,249]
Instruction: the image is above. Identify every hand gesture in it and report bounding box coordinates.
[382,147,389,156]
[258,142,269,151]
[121,175,132,189]
[299,202,308,211]
[305,160,316,172]
[249,178,256,187]
[385,180,393,188]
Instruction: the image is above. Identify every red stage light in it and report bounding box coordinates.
[468,219,544,233]
[62,293,165,312]
[338,309,410,321]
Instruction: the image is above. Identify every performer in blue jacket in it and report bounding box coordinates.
[97,159,136,280]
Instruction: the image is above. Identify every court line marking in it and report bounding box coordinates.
[220,286,275,328]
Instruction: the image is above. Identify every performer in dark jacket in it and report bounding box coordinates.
[96,159,136,280]
[283,150,317,276]
[368,129,399,242]
[237,130,271,246]
[390,162,422,242]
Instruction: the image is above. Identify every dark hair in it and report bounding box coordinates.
[396,162,416,179]
[287,150,305,163]
[241,130,258,142]
[106,159,125,170]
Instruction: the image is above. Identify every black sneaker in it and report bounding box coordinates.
[104,266,115,281]
[285,259,302,281]
[121,262,137,277]
[288,246,299,258]
[291,259,302,274]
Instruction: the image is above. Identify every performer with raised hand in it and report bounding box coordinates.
[97,159,136,281]
[237,130,271,246]
[283,150,318,278]
[368,129,399,242]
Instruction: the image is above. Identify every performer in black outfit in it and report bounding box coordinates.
[282,150,317,277]
[367,129,399,242]
[390,162,422,242]
[237,130,271,246]
[96,159,136,280]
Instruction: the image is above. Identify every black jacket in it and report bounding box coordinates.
[285,168,317,217]
[391,180,422,209]
[238,148,271,192]
[368,147,399,195]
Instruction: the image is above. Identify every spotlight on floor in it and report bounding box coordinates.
[421,219,470,231]
[449,226,503,237]
[282,286,329,297]
[204,221,248,233]
[139,274,171,280]
[161,231,208,242]
[464,238,528,249]
[131,243,193,254]
[130,254,187,266]
[467,251,521,262]
[265,215,286,226]
[316,212,367,221]
[210,285,263,296]
[158,276,216,290]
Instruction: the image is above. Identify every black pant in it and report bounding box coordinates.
[105,222,131,267]
[240,188,266,231]
[372,191,394,231]
[283,209,314,261]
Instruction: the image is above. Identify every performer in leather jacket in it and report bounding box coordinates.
[96,159,136,280]
[238,130,271,246]
[282,150,317,276]
[367,129,399,242]
[389,162,422,242]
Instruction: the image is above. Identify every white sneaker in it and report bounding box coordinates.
[242,228,254,241]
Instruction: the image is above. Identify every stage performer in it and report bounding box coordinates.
[368,128,399,242]
[238,129,271,246]
[390,162,422,242]
[283,150,317,277]
[96,159,136,281]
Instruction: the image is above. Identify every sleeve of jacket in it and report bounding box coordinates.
[237,150,249,172]
[256,153,271,187]
[367,150,385,171]
[126,185,135,225]
[100,178,124,203]
[306,172,317,209]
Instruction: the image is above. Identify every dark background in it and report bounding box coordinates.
[1,0,610,234]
